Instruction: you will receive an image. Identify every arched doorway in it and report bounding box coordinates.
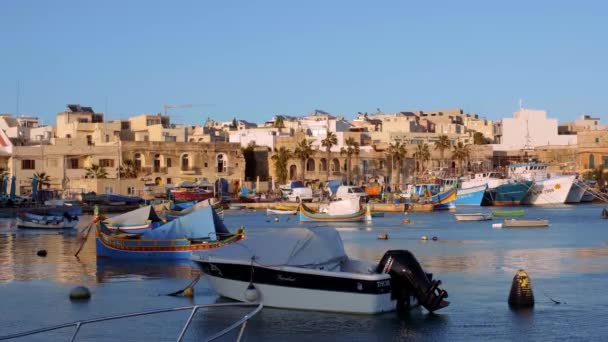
[289,165,297,180]
[154,154,162,173]
[181,154,190,170]
[331,159,340,174]
[306,158,315,172]
[134,153,143,170]
[320,158,327,172]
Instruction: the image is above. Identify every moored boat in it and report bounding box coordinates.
[565,179,586,203]
[95,201,244,259]
[190,227,449,314]
[299,199,371,222]
[401,184,457,210]
[17,212,79,229]
[454,213,492,221]
[104,205,163,234]
[266,208,297,215]
[491,209,525,217]
[454,184,487,206]
[482,180,532,206]
[520,175,575,205]
[503,218,549,228]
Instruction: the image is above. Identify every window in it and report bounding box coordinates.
[603,156,608,168]
[68,158,79,169]
[596,138,600,144]
[86,135,93,145]
[166,158,172,167]
[589,154,595,169]
[121,121,130,130]
[99,159,115,168]
[105,186,113,194]
[166,178,172,185]
[78,118,89,123]
[204,162,208,168]
[181,154,189,169]
[105,135,110,143]
[22,160,35,169]
[127,187,135,195]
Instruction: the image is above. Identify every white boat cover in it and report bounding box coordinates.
[193,228,346,270]
[319,198,360,215]
[104,205,161,225]
[141,201,229,240]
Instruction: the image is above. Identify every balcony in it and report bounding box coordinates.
[180,166,200,175]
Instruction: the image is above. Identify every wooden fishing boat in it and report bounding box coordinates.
[104,205,163,234]
[503,218,549,228]
[17,212,79,229]
[299,199,371,222]
[95,201,244,260]
[491,209,525,217]
[454,213,493,221]
[266,208,298,215]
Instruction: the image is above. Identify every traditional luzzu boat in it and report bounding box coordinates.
[403,184,458,210]
[95,201,244,260]
[17,212,79,229]
[191,227,449,314]
[299,199,371,222]
[104,205,164,234]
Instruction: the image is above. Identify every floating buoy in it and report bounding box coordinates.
[421,235,428,241]
[402,218,411,224]
[432,236,438,241]
[37,250,47,257]
[492,223,503,229]
[182,287,194,297]
[508,269,534,308]
[69,286,91,300]
[377,233,389,240]
[244,283,260,302]
[273,217,279,222]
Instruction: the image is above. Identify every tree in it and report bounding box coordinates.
[413,143,431,175]
[321,130,338,180]
[434,135,451,169]
[473,132,487,145]
[271,147,292,184]
[85,164,109,179]
[231,117,238,130]
[451,142,471,175]
[241,142,257,181]
[30,172,51,190]
[387,142,407,190]
[340,137,360,185]
[274,116,285,130]
[294,139,314,183]
[118,159,139,179]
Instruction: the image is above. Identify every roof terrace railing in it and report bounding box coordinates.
[0,302,263,342]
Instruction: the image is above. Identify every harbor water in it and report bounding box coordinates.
[2,204,608,341]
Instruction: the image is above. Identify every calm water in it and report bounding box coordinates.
[2,204,608,341]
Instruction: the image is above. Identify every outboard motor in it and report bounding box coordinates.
[377,250,449,313]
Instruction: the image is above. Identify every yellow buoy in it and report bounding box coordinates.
[508,269,534,308]
[402,218,411,224]
[182,287,194,297]
[421,235,428,241]
[377,233,389,240]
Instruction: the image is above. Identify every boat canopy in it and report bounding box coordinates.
[195,228,346,270]
[142,202,230,240]
[104,205,162,225]
[326,179,342,194]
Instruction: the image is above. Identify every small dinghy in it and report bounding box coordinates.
[191,228,449,314]
[503,218,549,228]
[17,212,79,229]
[104,205,164,234]
[454,213,492,221]
[300,199,371,222]
[491,209,525,217]
[266,207,298,215]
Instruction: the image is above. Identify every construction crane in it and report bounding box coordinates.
[163,103,215,116]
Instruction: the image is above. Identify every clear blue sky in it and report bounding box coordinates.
[1,0,606,125]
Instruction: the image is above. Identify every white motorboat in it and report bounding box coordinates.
[190,228,449,314]
[508,163,575,205]
[454,213,493,221]
[17,212,78,229]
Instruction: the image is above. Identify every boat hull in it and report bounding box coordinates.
[196,261,400,314]
[266,208,297,215]
[521,175,575,205]
[581,191,595,202]
[16,217,78,229]
[565,181,586,203]
[482,181,532,206]
[454,213,492,221]
[454,184,487,206]
[105,223,152,234]
[503,219,549,227]
[171,191,214,202]
[299,208,368,222]
[491,209,525,217]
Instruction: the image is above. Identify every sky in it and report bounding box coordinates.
[1,0,607,125]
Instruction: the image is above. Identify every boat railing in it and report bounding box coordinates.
[0,302,263,342]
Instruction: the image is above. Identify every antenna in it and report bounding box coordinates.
[16,81,20,115]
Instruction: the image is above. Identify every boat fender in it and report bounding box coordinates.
[69,286,91,300]
[432,236,438,241]
[421,235,428,241]
[244,283,260,302]
[273,217,279,222]
[377,233,389,240]
[508,269,534,309]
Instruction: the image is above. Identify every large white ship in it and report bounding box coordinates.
[508,163,575,205]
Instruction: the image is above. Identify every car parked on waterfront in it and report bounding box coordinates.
[334,186,369,203]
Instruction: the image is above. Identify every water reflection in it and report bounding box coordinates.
[96,259,200,283]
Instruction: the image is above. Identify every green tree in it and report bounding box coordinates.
[340,137,360,185]
[413,143,431,175]
[451,142,471,175]
[85,164,109,179]
[231,117,238,130]
[30,172,51,190]
[387,142,407,190]
[271,147,292,184]
[294,139,314,183]
[434,135,451,169]
[473,132,487,145]
[118,159,139,179]
[241,142,257,181]
[274,116,285,130]
[321,130,338,180]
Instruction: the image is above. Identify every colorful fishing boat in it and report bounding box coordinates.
[454,184,487,206]
[299,199,371,222]
[401,184,457,210]
[482,180,532,206]
[491,209,525,217]
[17,212,79,229]
[104,205,164,234]
[95,201,244,260]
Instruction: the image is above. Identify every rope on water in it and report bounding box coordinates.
[165,274,202,297]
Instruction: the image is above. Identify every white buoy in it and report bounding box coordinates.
[244,283,260,302]
[492,223,503,229]
[421,235,428,241]
[273,217,279,222]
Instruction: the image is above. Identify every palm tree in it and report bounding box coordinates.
[387,142,407,190]
[451,142,471,175]
[274,116,285,131]
[321,130,338,180]
[85,164,109,179]
[271,147,292,184]
[294,139,314,183]
[434,135,450,170]
[413,143,431,175]
[30,172,51,190]
[340,137,360,185]
[118,159,139,179]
